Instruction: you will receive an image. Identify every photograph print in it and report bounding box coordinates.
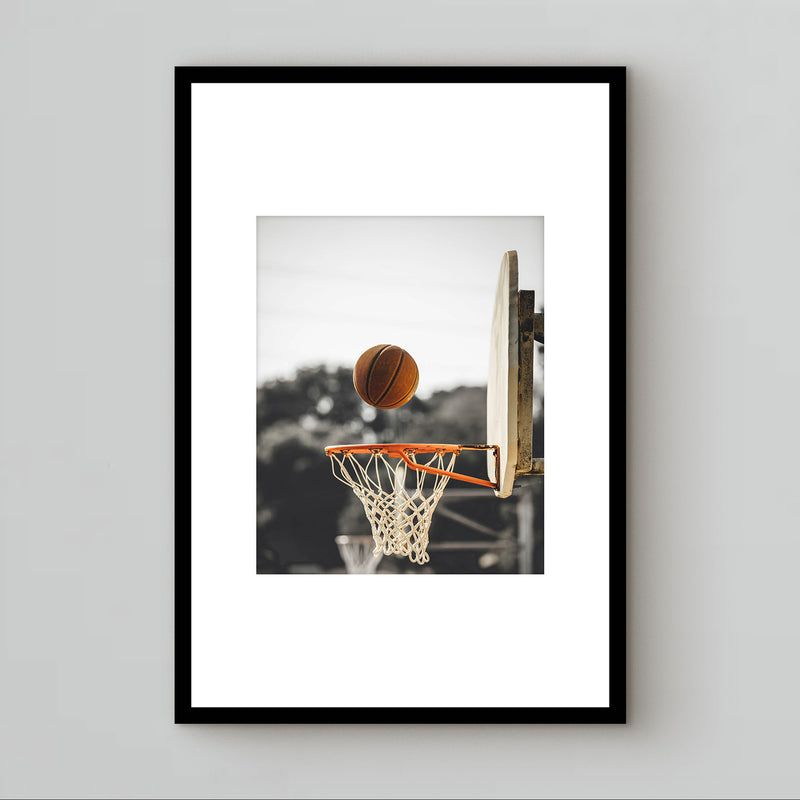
[256,216,545,576]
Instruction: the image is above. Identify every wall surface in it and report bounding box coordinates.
[1,1,799,798]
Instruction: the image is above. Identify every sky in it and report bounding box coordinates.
[257,217,543,397]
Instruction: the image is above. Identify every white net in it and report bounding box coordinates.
[335,535,383,574]
[328,448,457,565]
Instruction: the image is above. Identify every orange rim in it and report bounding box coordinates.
[325,443,500,490]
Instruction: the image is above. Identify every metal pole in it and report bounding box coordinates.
[517,483,534,574]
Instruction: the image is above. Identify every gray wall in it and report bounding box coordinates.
[1,1,798,797]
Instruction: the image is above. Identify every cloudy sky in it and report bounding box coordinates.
[257,217,543,397]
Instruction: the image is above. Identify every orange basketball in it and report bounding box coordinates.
[353,344,419,409]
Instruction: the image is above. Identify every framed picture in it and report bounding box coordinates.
[176,66,626,723]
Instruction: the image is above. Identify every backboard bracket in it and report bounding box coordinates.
[517,290,535,476]
[516,292,543,478]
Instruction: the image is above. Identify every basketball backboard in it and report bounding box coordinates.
[487,251,543,497]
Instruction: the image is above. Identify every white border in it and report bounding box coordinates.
[191,82,610,707]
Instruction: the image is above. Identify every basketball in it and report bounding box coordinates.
[353,344,419,409]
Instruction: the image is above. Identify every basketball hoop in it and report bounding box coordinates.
[335,535,384,574]
[325,444,500,565]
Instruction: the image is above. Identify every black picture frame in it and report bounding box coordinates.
[175,66,626,724]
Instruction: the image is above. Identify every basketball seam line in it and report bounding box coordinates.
[365,344,392,404]
[374,349,404,405]
[382,368,419,408]
[382,375,418,408]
